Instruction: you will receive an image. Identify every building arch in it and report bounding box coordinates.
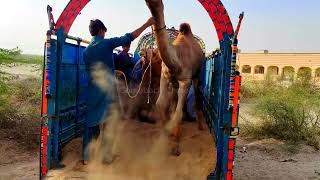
[316,68,320,78]
[254,65,265,74]
[242,65,251,74]
[282,66,295,80]
[267,66,279,76]
[297,67,312,80]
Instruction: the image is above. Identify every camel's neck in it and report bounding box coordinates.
[152,11,177,70]
[152,12,166,31]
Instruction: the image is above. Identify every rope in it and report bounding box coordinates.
[116,27,155,101]
[115,56,152,99]
[147,55,152,104]
[133,59,143,73]
[147,27,155,104]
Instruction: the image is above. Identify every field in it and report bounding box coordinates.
[0,48,42,65]
[0,55,42,65]
[0,53,320,179]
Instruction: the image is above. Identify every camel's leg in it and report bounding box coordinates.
[193,79,205,131]
[156,76,170,126]
[168,80,191,156]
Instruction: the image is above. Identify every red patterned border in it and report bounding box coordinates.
[56,0,90,34]
[198,0,234,41]
[56,0,234,41]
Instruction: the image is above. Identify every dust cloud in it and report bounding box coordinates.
[88,63,174,180]
[80,63,214,180]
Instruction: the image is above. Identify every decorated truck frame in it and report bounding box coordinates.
[40,1,243,179]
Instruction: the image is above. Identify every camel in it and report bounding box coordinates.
[145,0,205,155]
[132,48,162,122]
[115,48,163,121]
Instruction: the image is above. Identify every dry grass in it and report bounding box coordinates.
[240,78,320,151]
[0,77,41,150]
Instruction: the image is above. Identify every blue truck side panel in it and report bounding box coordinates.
[43,38,88,168]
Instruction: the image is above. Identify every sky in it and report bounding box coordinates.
[0,0,320,55]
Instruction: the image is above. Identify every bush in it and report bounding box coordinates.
[239,79,258,99]
[0,47,42,64]
[240,78,279,100]
[0,47,22,59]
[0,77,41,150]
[241,78,320,150]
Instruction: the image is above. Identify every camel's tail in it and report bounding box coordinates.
[179,23,193,36]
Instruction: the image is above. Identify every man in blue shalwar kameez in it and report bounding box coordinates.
[82,18,155,164]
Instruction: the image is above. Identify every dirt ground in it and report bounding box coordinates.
[0,63,41,79]
[235,138,320,180]
[1,119,320,180]
[0,139,38,180]
[46,120,216,180]
[0,64,320,179]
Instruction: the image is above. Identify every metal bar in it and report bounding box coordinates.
[47,5,55,30]
[232,75,241,127]
[40,42,47,180]
[221,12,244,180]
[228,13,244,110]
[49,30,90,44]
[234,12,244,41]
[52,30,64,164]
[75,41,81,142]
[40,32,54,179]
[67,34,90,44]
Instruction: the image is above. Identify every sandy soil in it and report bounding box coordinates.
[234,138,320,180]
[0,63,41,79]
[0,139,38,180]
[47,120,216,180]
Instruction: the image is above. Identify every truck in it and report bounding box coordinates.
[40,1,243,179]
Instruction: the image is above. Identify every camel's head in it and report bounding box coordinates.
[140,48,161,64]
[145,0,164,17]
[179,23,193,36]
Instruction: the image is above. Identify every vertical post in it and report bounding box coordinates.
[278,66,283,78]
[250,65,255,77]
[76,41,81,136]
[224,12,244,180]
[294,67,300,80]
[40,31,54,179]
[311,68,316,81]
[51,30,66,167]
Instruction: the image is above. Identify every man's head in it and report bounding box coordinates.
[122,43,131,53]
[89,19,107,37]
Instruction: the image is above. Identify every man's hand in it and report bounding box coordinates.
[132,17,156,39]
[145,17,156,27]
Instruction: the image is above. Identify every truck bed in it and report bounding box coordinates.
[47,119,216,180]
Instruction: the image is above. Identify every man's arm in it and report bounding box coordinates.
[108,18,155,49]
[131,17,155,39]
